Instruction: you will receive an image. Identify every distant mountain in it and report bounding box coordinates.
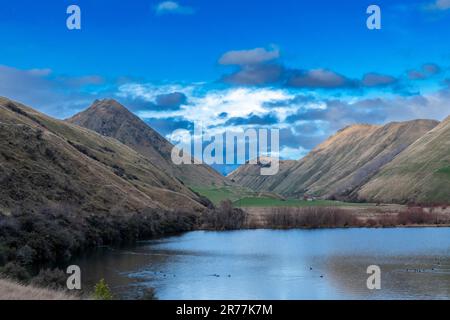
[228,158,297,191]
[67,99,230,188]
[0,97,206,216]
[358,116,450,204]
[229,119,440,202]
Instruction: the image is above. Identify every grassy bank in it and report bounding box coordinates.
[1,195,448,299]
[246,206,450,229]
[0,201,245,297]
[0,278,78,300]
[0,204,200,289]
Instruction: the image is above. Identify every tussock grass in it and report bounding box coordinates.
[265,207,360,229]
[201,200,248,230]
[0,278,77,300]
[397,206,450,225]
[262,206,450,229]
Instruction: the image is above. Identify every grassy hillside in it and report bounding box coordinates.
[229,120,439,201]
[228,159,296,191]
[233,197,358,208]
[358,116,450,204]
[0,97,205,214]
[190,185,283,205]
[0,97,208,283]
[67,99,231,188]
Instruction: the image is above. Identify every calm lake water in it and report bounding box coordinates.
[74,228,450,300]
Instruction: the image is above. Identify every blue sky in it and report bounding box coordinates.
[1,0,450,173]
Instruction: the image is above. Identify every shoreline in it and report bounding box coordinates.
[4,223,450,300]
[199,224,450,232]
[2,202,450,300]
[0,278,79,300]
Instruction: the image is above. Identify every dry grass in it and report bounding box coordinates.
[264,207,360,229]
[201,200,248,230]
[0,97,206,216]
[245,205,450,229]
[0,278,78,300]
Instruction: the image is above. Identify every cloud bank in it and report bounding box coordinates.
[0,45,449,162]
[155,1,195,15]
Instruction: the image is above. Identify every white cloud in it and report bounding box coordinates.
[435,0,450,9]
[277,146,309,160]
[119,84,294,127]
[426,0,450,10]
[3,62,450,162]
[118,79,450,159]
[117,82,195,101]
[155,1,194,15]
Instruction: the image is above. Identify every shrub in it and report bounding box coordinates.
[376,215,397,227]
[365,219,378,227]
[0,244,14,266]
[202,200,248,230]
[16,245,36,266]
[266,207,360,229]
[0,202,200,292]
[30,268,67,290]
[0,262,31,282]
[93,279,113,300]
[397,207,435,225]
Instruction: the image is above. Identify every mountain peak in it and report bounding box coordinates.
[67,99,229,187]
[336,123,377,134]
[88,98,131,115]
[67,98,142,128]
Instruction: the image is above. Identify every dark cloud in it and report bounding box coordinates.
[223,65,399,90]
[221,63,284,86]
[408,63,441,80]
[224,113,279,126]
[219,47,279,66]
[219,47,283,85]
[143,117,193,136]
[280,124,327,150]
[423,63,441,74]
[155,92,187,109]
[263,94,316,108]
[286,69,357,89]
[218,48,400,90]
[217,47,448,95]
[362,73,397,87]
[118,91,188,113]
[286,99,387,130]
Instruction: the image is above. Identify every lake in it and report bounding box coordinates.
[74,228,450,300]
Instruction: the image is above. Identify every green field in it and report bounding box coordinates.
[191,186,368,208]
[437,166,450,176]
[190,186,257,205]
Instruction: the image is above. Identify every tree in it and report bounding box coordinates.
[93,279,113,300]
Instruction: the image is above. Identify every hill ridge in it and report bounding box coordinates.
[67,99,230,187]
[229,118,440,202]
[0,97,206,215]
